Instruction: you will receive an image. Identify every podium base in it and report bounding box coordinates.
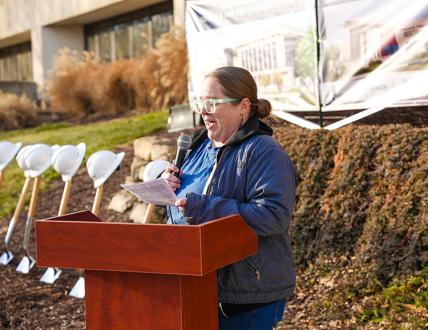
[85,270,218,330]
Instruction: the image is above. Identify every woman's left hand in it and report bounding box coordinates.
[175,198,187,213]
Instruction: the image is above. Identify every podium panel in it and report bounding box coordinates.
[35,210,257,329]
[85,271,217,330]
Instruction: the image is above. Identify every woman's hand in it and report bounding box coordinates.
[161,164,182,191]
[175,198,187,213]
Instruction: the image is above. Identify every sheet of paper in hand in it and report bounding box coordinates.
[121,178,178,206]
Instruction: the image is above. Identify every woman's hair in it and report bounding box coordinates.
[205,66,271,119]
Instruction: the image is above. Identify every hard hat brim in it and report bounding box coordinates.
[25,144,56,178]
[55,143,86,181]
[0,142,22,171]
[93,152,125,188]
[143,160,170,182]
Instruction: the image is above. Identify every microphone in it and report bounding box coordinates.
[174,134,191,177]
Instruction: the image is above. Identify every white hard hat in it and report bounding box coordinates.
[86,150,125,188]
[143,160,170,182]
[16,145,34,174]
[0,141,22,171]
[52,143,86,181]
[25,144,58,177]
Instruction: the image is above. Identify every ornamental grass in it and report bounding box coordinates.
[45,27,188,119]
[0,91,38,130]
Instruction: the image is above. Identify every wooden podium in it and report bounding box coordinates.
[35,211,257,330]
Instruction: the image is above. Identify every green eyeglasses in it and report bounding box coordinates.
[191,98,242,114]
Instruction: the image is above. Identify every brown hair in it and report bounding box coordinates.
[205,66,271,119]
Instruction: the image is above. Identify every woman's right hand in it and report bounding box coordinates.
[161,164,182,191]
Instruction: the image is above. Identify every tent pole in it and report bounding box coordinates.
[315,0,324,128]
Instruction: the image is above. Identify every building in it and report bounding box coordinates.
[0,0,185,98]
[345,14,428,65]
[234,28,303,97]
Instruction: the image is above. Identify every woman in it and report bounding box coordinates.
[162,66,296,329]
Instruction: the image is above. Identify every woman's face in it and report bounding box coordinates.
[200,77,243,146]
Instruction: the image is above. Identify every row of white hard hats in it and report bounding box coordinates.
[53,144,125,187]
[0,141,125,188]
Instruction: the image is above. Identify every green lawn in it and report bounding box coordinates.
[0,111,168,218]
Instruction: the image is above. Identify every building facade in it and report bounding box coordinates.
[0,0,185,97]
[233,28,303,98]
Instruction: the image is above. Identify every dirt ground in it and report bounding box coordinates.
[0,144,135,329]
[0,132,304,329]
[1,113,426,328]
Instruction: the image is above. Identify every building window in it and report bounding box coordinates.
[99,27,112,61]
[84,1,173,62]
[284,38,296,67]
[114,23,131,59]
[272,42,277,68]
[263,44,268,70]
[132,17,151,58]
[0,42,32,82]
[152,12,171,45]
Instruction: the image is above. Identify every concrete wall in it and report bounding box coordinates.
[31,26,85,89]
[173,0,185,27]
[0,0,167,42]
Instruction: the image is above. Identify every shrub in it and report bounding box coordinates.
[273,123,428,281]
[45,26,188,119]
[270,122,427,327]
[0,91,38,130]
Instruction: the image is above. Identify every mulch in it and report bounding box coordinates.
[0,128,197,329]
[0,144,134,329]
[1,114,425,329]
[0,126,301,329]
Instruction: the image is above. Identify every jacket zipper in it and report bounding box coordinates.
[244,259,261,282]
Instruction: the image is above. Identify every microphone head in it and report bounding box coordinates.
[177,134,191,150]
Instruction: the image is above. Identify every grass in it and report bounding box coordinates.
[359,265,428,327]
[0,111,168,218]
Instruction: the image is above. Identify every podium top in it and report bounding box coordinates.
[36,210,257,276]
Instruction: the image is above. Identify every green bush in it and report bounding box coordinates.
[273,122,427,327]
[273,123,428,280]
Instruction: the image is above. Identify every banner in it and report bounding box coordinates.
[185,0,318,111]
[185,0,428,127]
[320,0,428,111]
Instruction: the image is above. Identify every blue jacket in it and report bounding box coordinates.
[183,116,296,304]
